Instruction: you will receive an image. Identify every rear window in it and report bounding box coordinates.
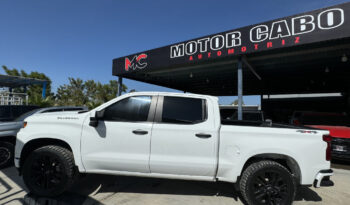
[162,96,206,124]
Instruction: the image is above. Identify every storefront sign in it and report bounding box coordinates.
[113,3,350,75]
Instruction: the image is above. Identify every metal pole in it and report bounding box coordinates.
[24,86,28,105]
[9,88,12,105]
[118,77,123,96]
[237,58,243,120]
[42,82,47,98]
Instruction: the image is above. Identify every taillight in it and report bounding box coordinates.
[323,135,332,161]
[23,121,27,128]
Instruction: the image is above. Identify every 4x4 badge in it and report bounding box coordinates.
[296,130,318,134]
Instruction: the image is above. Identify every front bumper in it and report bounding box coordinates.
[313,169,334,188]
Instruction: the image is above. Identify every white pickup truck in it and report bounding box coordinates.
[15,92,333,205]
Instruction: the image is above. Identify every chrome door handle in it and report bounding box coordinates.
[132,129,148,135]
[195,133,212,138]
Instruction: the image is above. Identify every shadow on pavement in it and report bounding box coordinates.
[1,167,244,204]
[294,186,322,202]
[21,193,101,205]
[78,174,243,200]
[25,174,323,205]
[21,174,243,205]
[0,167,103,205]
[0,166,338,205]
[331,159,350,170]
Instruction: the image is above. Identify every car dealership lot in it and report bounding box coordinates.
[0,162,349,205]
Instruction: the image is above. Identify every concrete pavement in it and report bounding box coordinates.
[0,162,349,205]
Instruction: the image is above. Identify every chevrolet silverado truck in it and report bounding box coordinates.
[15,92,333,205]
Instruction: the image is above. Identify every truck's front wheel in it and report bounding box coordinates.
[22,145,76,197]
[239,160,296,205]
[0,141,14,169]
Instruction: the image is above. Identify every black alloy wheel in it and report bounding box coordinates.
[250,169,289,204]
[23,145,76,197]
[240,160,296,205]
[30,154,64,189]
[0,142,14,169]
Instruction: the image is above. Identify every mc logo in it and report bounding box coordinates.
[125,54,148,71]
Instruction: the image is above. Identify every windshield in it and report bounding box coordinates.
[15,109,40,122]
[41,107,85,113]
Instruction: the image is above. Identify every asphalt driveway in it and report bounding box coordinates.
[0,162,349,205]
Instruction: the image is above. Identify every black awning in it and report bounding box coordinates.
[0,75,49,88]
[112,2,350,96]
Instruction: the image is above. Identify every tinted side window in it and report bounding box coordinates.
[162,96,206,124]
[103,96,151,122]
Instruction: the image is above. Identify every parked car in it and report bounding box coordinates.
[15,92,333,205]
[290,111,350,161]
[0,105,39,122]
[0,106,87,168]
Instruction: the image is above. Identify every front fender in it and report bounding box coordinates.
[15,121,86,172]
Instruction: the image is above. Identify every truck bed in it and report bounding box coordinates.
[221,119,321,129]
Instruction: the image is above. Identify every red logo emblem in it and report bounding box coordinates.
[125,54,148,71]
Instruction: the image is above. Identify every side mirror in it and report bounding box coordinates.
[89,117,98,127]
[96,110,104,119]
[89,110,105,127]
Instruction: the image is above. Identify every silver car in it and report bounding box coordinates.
[0,106,88,168]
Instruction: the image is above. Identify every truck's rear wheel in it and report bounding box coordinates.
[0,142,14,169]
[22,145,76,197]
[239,160,296,205]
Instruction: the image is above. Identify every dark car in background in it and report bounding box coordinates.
[290,111,350,161]
[0,105,39,122]
[0,106,88,168]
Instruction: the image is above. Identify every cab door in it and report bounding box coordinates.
[81,95,157,173]
[150,96,218,177]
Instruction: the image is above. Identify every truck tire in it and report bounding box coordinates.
[239,160,296,205]
[22,145,76,197]
[0,141,14,169]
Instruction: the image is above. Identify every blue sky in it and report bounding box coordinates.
[0,0,348,105]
